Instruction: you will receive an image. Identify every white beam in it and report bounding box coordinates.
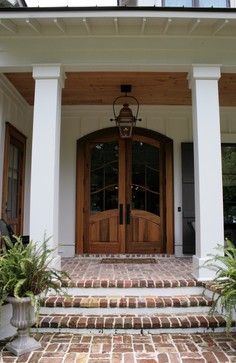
[53,18,66,33]
[212,19,229,35]
[83,18,91,35]
[26,19,41,33]
[162,18,172,34]
[0,19,17,33]
[188,19,200,35]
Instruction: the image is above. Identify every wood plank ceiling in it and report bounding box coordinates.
[4,72,236,107]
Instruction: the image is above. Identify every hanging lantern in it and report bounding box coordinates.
[110,85,141,138]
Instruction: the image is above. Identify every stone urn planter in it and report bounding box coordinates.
[0,236,69,356]
[6,297,41,356]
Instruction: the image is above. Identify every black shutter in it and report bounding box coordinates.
[181,143,195,254]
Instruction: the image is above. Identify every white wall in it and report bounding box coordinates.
[0,75,32,235]
[59,105,236,257]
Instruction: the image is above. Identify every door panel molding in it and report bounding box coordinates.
[76,127,174,255]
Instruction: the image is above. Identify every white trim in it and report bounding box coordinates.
[40,306,211,315]
[56,287,204,296]
[189,65,221,82]
[32,64,65,87]
[1,10,236,20]
[33,327,235,334]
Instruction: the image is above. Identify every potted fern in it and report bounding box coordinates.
[0,236,69,356]
[205,239,236,332]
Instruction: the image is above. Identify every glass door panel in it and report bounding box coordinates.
[87,138,123,254]
[7,144,20,222]
[90,142,119,213]
[126,138,163,254]
[132,141,160,215]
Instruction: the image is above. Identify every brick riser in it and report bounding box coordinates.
[42,295,212,309]
[62,278,204,288]
[35,314,234,334]
[38,278,234,334]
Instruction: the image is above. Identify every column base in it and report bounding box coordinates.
[6,335,41,357]
[192,255,216,281]
[49,254,61,270]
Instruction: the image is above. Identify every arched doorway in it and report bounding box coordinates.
[76,127,174,254]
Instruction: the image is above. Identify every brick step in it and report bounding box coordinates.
[62,278,204,289]
[42,295,212,309]
[35,313,234,334]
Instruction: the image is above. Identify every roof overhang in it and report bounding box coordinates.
[0,7,235,74]
[0,7,235,37]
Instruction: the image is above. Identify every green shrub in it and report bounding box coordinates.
[206,239,236,331]
[0,236,70,311]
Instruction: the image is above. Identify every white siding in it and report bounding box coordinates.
[59,105,236,257]
[0,75,32,235]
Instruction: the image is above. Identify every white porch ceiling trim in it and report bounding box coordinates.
[0,15,235,38]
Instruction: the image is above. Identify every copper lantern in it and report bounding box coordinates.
[110,85,141,138]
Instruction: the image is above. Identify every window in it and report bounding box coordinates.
[163,0,229,6]
[222,145,236,225]
[198,0,229,6]
[164,0,193,6]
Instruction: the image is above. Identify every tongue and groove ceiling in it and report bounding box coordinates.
[4,72,236,106]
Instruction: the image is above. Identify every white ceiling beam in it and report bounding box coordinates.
[0,19,17,33]
[26,19,41,33]
[140,17,146,35]
[162,18,172,34]
[212,19,229,35]
[53,18,66,33]
[114,17,119,35]
[188,19,201,35]
[83,18,91,35]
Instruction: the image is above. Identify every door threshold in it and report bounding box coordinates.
[74,253,175,259]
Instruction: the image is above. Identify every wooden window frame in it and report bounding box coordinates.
[1,122,27,235]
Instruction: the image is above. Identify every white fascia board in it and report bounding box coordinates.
[0,10,236,20]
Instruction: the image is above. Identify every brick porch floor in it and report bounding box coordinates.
[1,257,236,362]
[1,333,236,362]
[61,256,194,284]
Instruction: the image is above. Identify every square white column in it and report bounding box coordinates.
[30,64,65,270]
[188,65,224,281]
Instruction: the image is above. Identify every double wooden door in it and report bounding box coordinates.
[77,129,173,254]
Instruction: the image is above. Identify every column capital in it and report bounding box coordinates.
[188,65,221,89]
[32,64,65,88]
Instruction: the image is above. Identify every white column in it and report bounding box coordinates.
[189,65,224,281]
[30,65,65,269]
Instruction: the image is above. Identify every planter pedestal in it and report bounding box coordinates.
[6,297,41,356]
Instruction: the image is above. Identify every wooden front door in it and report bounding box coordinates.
[1,123,26,235]
[76,128,173,254]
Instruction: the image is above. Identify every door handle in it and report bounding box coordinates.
[5,203,11,214]
[126,204,131,225]
[119,204,123,225]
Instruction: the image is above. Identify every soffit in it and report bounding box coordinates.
[4,71,236,106]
